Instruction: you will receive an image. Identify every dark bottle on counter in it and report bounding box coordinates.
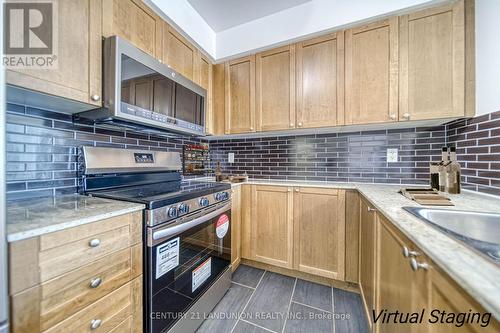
[430,162,440,190]
[438,146,450,192]
[446,146,461,194]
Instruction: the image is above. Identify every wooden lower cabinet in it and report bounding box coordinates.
[359,195,500,333]
[293,187,345,280]
[250,185,294,268]
[376,214,429,333]
[9,211,143,333]
[244,185,347,280]
[429,266,500,333]
[231,186,242,271]
[359,197,377,330]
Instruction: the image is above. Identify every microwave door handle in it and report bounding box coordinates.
[151,203,231,243]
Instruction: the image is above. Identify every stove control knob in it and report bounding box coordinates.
[167,207,177,218]
[215,193,222,201]
[178,203,190,215]
[199,197,209,207]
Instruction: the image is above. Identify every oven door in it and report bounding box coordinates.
[146,202,231,333]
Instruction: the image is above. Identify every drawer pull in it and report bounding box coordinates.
[89,238,101,247]
[403,246,420,258]
[410,258,429,271]
[89,277,102,289]
[90,319,102,330]
[367,207,376,213]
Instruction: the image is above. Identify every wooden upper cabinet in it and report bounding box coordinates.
[359,198,377,331]
[256,45,296,131]
[399,0,472,121]
[296,32,344,129]
[225,56,256,134]
[293,188,345,280]
[197,54,214,134]
[212,63,226,135]
[251,185,293,269]
[345,18,399,125]
[102,0,161,57]
[6,0,102,106]
[160,23,197,81]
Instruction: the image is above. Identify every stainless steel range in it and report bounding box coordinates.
[81,146,232,333]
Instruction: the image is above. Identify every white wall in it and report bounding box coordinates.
[475,0,500,115]
[215,0,440,60]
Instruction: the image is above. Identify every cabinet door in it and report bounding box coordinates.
[160,23,197,81]
[256,45,295,131]
[212,63,226,135]
[225,56,256,134]
[293,188,345,280]
[231,186,242,271]
[251,185,293,269]
[345,18,399,125]
[198,54,214,134]
[399,1,467,121]
[296,32,344,129]
[102,0,162,57]
[359,198,377,330]
[429,266,500,333]
[376,215,429,333]
[6,0,102,106]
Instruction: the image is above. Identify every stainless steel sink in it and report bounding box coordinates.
[403,207,500,263]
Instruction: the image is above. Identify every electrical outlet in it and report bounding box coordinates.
[228,153,235,163]
[387,148,398,163]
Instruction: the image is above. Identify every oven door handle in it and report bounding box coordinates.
[150,203,231,244]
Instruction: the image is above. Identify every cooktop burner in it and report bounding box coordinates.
[89,180,231,209]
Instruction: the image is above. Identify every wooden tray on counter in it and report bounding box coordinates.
[399,188,454,206]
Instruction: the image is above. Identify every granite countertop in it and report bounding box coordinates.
[6,194,145,242]
[199,177,500,319]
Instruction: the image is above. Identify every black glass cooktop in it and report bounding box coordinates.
[89,180,231,209]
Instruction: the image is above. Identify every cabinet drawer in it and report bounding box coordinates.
[43,280,135,333]
[40,248,134,330]
[9,212,142,295]
[39,224,131,282]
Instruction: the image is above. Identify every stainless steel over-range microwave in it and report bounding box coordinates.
[77,36,206,136]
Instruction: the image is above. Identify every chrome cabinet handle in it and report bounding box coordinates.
[290,123,294,127]
[367,207,376,212]
[403,246,420,258]
[390,114,396,120]
[403,113,410,120]
[91,94,100,102]
[89,238,100,247]
[298,122,303,127]
[89,277,102,289]
[410,258,429,271]
[250,127,254,131]
[295,188,299,192]
[90,319,102,330]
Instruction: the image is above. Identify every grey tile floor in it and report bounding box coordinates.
[197,265,369,333]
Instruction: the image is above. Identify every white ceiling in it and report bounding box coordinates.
[187,0,312,32]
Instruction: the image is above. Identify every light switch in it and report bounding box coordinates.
[228,153,235,163]
[387,148,398,163]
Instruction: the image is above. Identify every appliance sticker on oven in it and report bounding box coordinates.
[216,214,229,239]
[192,257,212,292]
[155,237,180,279]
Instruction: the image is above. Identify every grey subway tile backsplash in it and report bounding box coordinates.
[6,101,500,199]
[5,103,203,200]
